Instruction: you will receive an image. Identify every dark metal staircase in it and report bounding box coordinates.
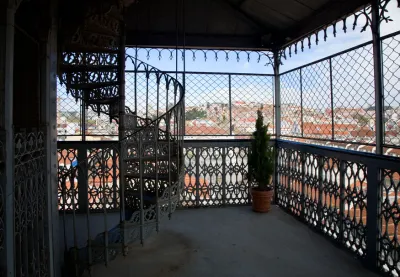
[57,1,185,275]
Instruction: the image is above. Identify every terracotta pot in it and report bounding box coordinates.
[251,188,274,213]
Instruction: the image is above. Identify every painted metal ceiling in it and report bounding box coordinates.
[125,0,372,50]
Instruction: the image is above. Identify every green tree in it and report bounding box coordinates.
[248,110,274,190]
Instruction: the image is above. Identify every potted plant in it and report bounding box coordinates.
[248,109,274,213]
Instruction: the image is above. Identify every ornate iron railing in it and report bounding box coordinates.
[58,138,400,276]
[58,140,252,211]
[13,130,50,277]
[181,140,252,207]
[275,139,400,277]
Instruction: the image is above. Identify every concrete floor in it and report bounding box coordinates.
[87,206,379,277]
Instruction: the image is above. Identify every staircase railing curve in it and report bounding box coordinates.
[58,55,185,276]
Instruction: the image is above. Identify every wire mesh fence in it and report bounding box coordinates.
[382,34,400,148]
[57,31,399,155]
[184,73,275,137]
[279,31,400,153]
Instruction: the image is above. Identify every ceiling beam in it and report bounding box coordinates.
[276,0,371,48]
[126,31,267,50]
[220,0,270,34]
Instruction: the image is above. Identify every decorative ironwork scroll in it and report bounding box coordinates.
[14,130,49,277]
[379,169,400,277]
[281,0,399,58]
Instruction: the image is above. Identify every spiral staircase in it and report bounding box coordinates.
[58,1,185,275]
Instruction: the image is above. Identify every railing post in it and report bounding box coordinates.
[77,145,88,213]
[339,160,346,245]
[195,147,200,208]
[222,147,226,206]
[365,163,381,271]
[329,58,335,141]
[228,74,233,136]
[273,141,279,205]
[371,0,384,155]
[300,68,304,138]
[300,152,306,221]
[273,51,281,138]
[318,156,324,230]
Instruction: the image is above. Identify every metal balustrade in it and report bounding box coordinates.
[58,138,400,276]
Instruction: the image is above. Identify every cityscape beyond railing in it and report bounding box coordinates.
[57,31,400,157]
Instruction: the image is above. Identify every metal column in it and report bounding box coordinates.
[273,51,281,138]
[371,0,385,155]
[0,5,15,277]
[41,4,60,275]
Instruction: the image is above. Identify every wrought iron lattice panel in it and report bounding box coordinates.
[58,143,120,212]
[302,60,332,140]
[331,44,375,144]
[276,147,290,209]
[185,74,230,136]
[225,146,249,205]
[275,141,375,262]
[180,141,251,208]
[58,148,79,211]
[342,161,367,257]
[197,147,224,206]
[14,130,49,277]
[303,153,320,227]
[181,147,197,207]
[288,149,303,217]
[280,71,302,137]
[379,169,400,277]
[382,33,400,148]
[87,147,120,210]
[231,75,274,136]
[320,157,341,241]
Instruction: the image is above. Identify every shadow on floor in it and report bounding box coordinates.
[86,206,380,277]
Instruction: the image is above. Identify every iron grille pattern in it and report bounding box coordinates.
[14,130,49,277]
[275,139,400,276]
[276,145,367,258]
[180,140,251,207]
[59,140,252,210]
[58,143,119,212]
[379,169,400,277]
